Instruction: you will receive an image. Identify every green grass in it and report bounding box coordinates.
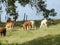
[0,24,60,45]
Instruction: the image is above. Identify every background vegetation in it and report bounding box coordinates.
[0,19,60,45]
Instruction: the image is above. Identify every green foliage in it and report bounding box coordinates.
[37,0,57,18]
[7,6,16,15]
[0,19,60,27]
[14,21,23,27]
[6,0,57,21]
[7,0,18,21]
[38,0,46,11]
[0,0,57,22]
[50,9,57,16]
[13,13,18,21]
[7,17,11,21]
[0,22,5,27]
[35,20,41,28]
[7,0,15,6]
[43,9,50,18]
[19,0,29,6]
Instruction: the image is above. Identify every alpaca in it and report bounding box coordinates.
[30,20,36,29]
[0,28,6,36]
[40,19,47,28]
[22,21,32,30]
[5,20,15,29]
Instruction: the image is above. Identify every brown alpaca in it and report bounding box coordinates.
[5,20,15,29]
[23,21,32,30]
[0,28,6,36]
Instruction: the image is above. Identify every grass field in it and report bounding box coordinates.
[0,23,60,45]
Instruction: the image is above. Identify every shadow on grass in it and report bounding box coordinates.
[20,35,60,45]
[0,35,60,45]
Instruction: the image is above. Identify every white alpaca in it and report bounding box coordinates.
[30,20,36,29]
[40,19,47,28]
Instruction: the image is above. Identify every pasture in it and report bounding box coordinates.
[0,19,60,45]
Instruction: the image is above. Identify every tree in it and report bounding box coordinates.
[18,0,57,19]
[4,0,57,21]
[6,0,18,21]
[50,9,57,16]
[42,9,57,19]
[37,0,57,19]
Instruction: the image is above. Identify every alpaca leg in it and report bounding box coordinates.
[45,23,47,28]
[27,26,29,30]
[40,23,43,28]
[1,32,2,36]
[3,30,6,36]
